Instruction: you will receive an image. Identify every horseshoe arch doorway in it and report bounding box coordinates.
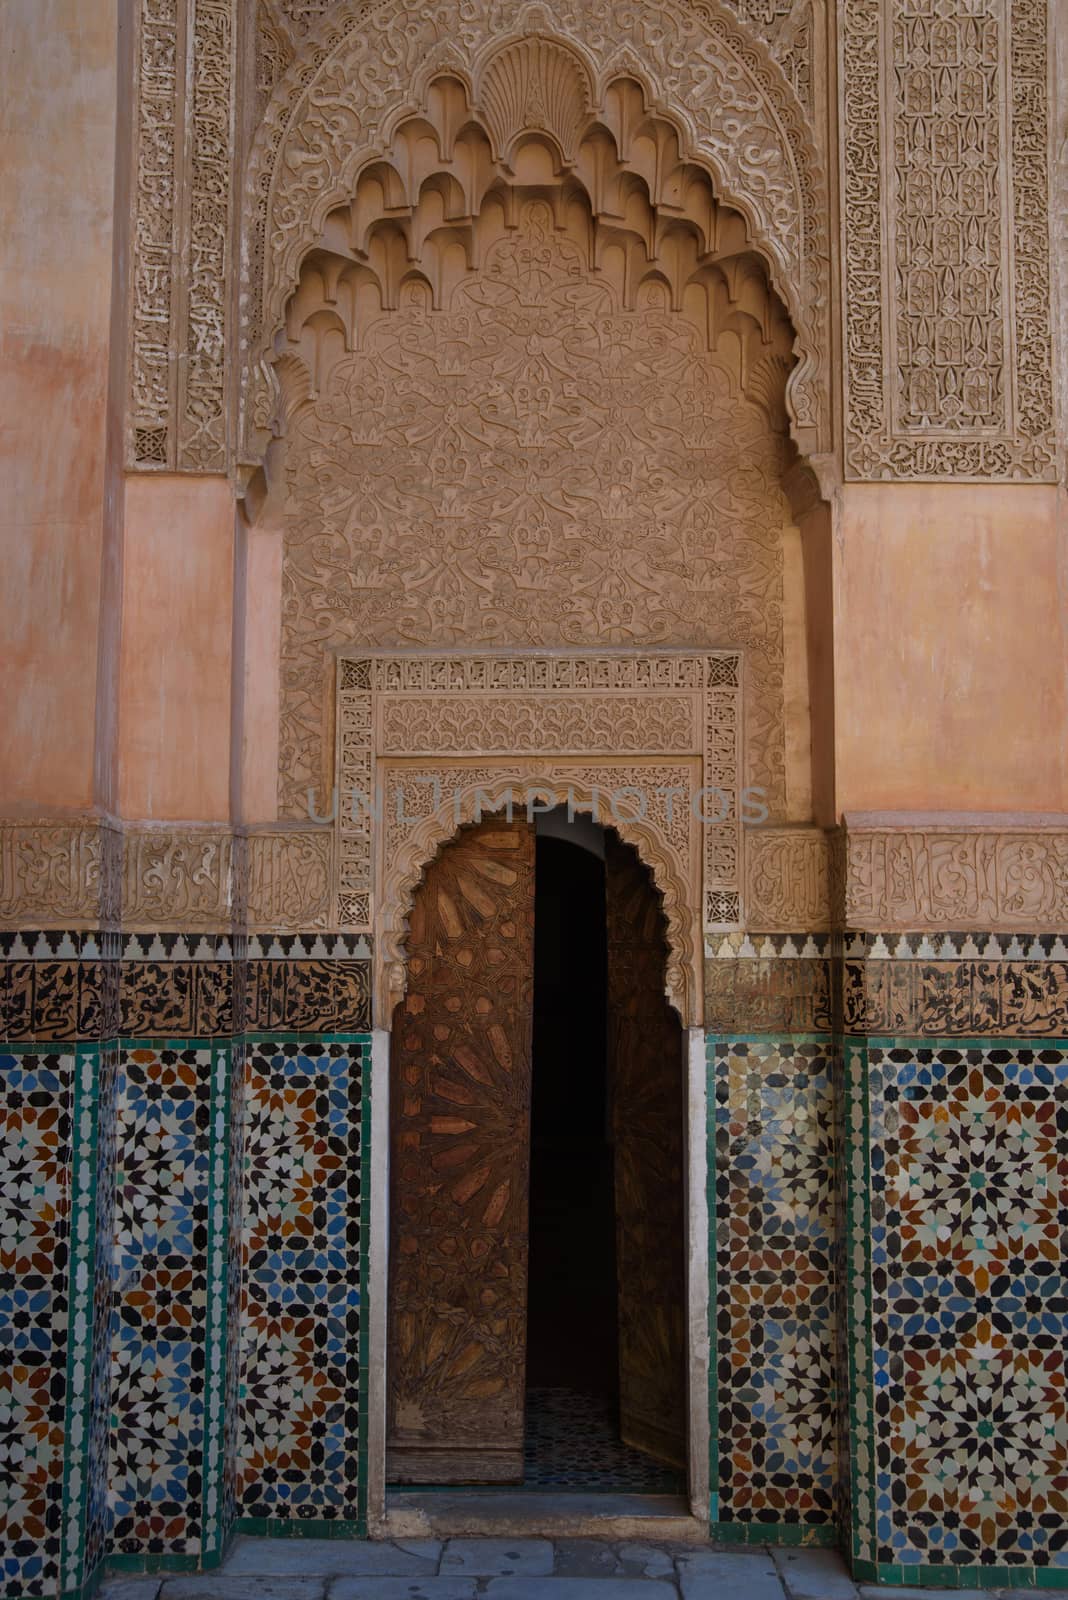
[386,808,688,1492]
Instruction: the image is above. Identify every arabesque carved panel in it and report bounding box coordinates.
[841,0,1054,480]
[379,696,700,757]
[127,0,236,471]
[278,187,791,821]
[243,0,829,456]
[744,826,831,930]
[337,650,741,1024]
[844,818,1068,930]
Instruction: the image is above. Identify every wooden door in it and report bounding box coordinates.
[387,817,536,1483]
[605,832,688,1469]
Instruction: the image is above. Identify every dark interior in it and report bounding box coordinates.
[527,832,617,1396]
[522,825,684,1493]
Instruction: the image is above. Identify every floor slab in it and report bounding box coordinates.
[440,1538,555,1577]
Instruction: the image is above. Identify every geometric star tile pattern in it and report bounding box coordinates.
[861,1043,1068,1572]
[0,1051,75,1598]
[60,1046,111,1597]
[221,1038,247,1546]
[239,1037,368,1525]
[85,1042,119,1582]
[108,1043,227,1557]
[708,1037,839,1534]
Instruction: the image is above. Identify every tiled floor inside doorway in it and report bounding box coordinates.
[522,1388,684,1494]
[389,1386,685,1497]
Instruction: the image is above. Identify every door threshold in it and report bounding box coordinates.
[380,1490,706,1541]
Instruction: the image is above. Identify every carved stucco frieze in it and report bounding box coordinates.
[131,0,1059,483]
[379,763,702,1025]
[0,821,116,929]
[843,817,1068,931]
[719,0,818,116]
[127,0,237,471]
[335,650,743,1023]
[241,0,831,463]
[121,827,236,929]
[841,0,1056,481]
[273,183,794,822]
[245,829,334,929]
[744,825,831,930]
[5,814,1067,949]
[378,696,701,757]
[0,822,333,933]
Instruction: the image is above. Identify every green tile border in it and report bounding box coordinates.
[705,1035,719,1525]
[358,1038,372,1538]
[843,1039,876,1571]
[713,1032,835,1045]
[850,1561,1068,1589]
[232,1517,369,1539]
[59,1043,103,1596]
[710,1520,841,1548]
[202,1039,234,1564]
[104,1553,204,1575]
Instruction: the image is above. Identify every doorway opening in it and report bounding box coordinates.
[526,814,684,1492]
[386,810,687,1495]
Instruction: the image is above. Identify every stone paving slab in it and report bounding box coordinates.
[98,1537,1061,1599]
[331,1580,478,1600]
[486,1581,677,1600]
[549,1541,624,1577]
[224,1538,440,1577]
[440,1539,555,1577]
[676,1547,785,1600]
[549,1543,676,1579]
[615,1545,675,1579]
[771,1548,858,1600]
[160,1579,325,1600]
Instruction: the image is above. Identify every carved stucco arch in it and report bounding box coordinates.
[239,0,831,472]
[379,775,698,1029]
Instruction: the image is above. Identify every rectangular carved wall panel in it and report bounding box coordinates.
[841,0,1055,479]
[743,827,831,931]
[844,820,1068,930]
[128,0,236,471]
[336,652,742,956]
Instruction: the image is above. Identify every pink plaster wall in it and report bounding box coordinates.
[0,2,119,812]
[238,523,283,823]
[118,477,235,821]
[834,483,1068,814]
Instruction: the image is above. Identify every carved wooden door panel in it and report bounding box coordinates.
[387,817,536,1483]
[605,832,688,1469]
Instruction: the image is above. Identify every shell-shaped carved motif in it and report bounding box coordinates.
[478,36,591,166]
